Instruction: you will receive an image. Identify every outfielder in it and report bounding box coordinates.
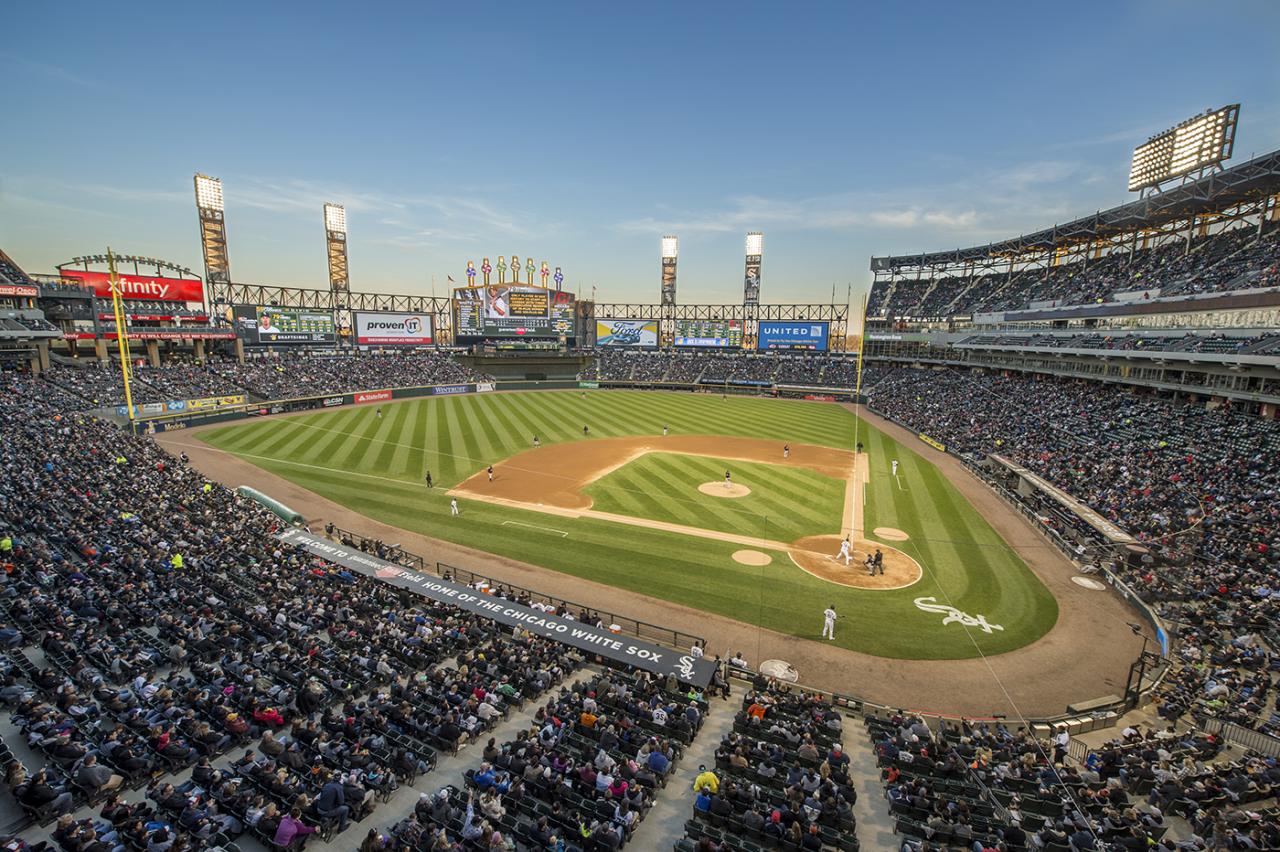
[835,537,852,566]
[822,605,838,640]
[424,471,433,489]
[892,459,899,476]
[450,498,459,516]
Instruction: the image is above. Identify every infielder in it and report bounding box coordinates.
[783,444,790,459]
[822,605,838,640]
[662,424,668,436]
[835,537,852,566]
[487,465,494,482]
[424,471,433,489]
[450,498,459,516]
[533,435,540,448]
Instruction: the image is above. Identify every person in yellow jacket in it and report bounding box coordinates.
[0,535,11,553]
[170,553,184,569]
[691,765,719,794]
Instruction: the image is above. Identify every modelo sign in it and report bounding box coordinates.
[355,312,434,346]
[757,321,830,351]
[60,269,204,303]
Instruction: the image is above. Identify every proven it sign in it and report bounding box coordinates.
[354,312,434,346]
[278,528,717,687]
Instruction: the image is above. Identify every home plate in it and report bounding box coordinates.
[1072,576,1106,590]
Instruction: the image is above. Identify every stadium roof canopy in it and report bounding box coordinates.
[871,148,1280,272]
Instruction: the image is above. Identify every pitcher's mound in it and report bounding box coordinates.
[789,535,922,590]
[699,482,751,498]
[732,550,772,566]
[873,527,910,541]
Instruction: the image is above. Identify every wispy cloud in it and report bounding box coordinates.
[1,53,104,90]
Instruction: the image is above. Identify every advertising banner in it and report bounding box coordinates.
[757,321,829,351]
[278,528,716,686]
[322,395,348,408]
[744,255,761,305]
[475,383,495,393]
[355,389,392,405]
[453,287,575,338]
[0,283,39,297]
[918,433,947,453]
[354,312,434,346]
[595,319,658,348]
[432,384,470,396]
[60,269,204,303]
[660,258,677,306]
[233,306,337,345]
[185,394,247,411]
[674,319,743,348]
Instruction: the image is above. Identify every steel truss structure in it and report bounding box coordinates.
[208,282,455,342]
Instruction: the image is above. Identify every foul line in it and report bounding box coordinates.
[501,520,568,538]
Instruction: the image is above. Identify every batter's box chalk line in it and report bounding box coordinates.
[501,520,569,538]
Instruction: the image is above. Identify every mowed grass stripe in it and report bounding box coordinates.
[372,400,414,474]
[444,396,486,479]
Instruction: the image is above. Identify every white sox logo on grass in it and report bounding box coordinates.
[278,528,717,686]
[913,597,1004,634]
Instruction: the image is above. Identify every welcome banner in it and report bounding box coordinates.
[278,528,717,686]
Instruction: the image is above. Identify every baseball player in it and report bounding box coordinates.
[583,425,589,437]
[424,471,433,489]
[487,465,494,482]
[662,424,668,436]
[724,469,732,489]
[892,459,899,477]
[822,604,838,640]
[783,444,790,459]
[835,537,852,566]
[376,407,383,419]
[450,498,459,516]
[533,435,540,448]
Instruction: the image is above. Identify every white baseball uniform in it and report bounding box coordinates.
[450,499,459,516]
[822,607,837,640]
[836,539,852,565]
[892,460,899,476]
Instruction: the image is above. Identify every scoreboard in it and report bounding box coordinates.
[674,319,743,348]
[454,286,575,338]
[232,306,336,345]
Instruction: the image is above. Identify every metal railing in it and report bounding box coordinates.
[1197,715,1280,759]
[326,525,705,653]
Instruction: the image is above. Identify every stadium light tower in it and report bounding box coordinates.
[744,232,763,305]
[324,203,349,294]
[661,236,678,306]
[1128,104,1239,195]
[194,173,231,305]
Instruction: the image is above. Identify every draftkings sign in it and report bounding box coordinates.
[278,528,717,686]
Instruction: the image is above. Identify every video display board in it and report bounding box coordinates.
[453,286,574,338]
[674,319,743,348]
[354,312,434,346]
[596,319,659,348]
[757,321,830,351]
[232,305,336,345]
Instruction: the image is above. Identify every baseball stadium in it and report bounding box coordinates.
[3,8,1280,852]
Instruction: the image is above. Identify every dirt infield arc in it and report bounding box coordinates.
[448,434,923,588]
[450,435,853,511]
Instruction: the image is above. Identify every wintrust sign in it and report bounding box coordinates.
[60,269,205,303]
[354,312,434,346]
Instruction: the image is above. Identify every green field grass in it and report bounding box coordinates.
[198,390,1058,659]
[584,452,845,543]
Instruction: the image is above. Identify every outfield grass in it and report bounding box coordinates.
[199,390,1058,659]
[584,452,845,543]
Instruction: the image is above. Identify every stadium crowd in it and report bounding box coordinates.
[578,351,861,388]
[0,370,614,851]
[865,366,1280,739]
[33,352,490,409]
[870,224,1279,319]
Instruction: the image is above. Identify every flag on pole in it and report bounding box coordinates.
[447,276,455,283]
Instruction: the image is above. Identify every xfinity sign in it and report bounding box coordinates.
[355,311,434,346]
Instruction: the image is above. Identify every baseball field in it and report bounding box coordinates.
[196,390,1058,660]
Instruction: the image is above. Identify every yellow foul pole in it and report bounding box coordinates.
[107,248,136,423]
[853,294,868,402]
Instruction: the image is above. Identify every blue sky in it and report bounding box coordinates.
[4,0,1278,313]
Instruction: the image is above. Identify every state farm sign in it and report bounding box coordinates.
[354,389,392,405]
[354,311,434,346]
